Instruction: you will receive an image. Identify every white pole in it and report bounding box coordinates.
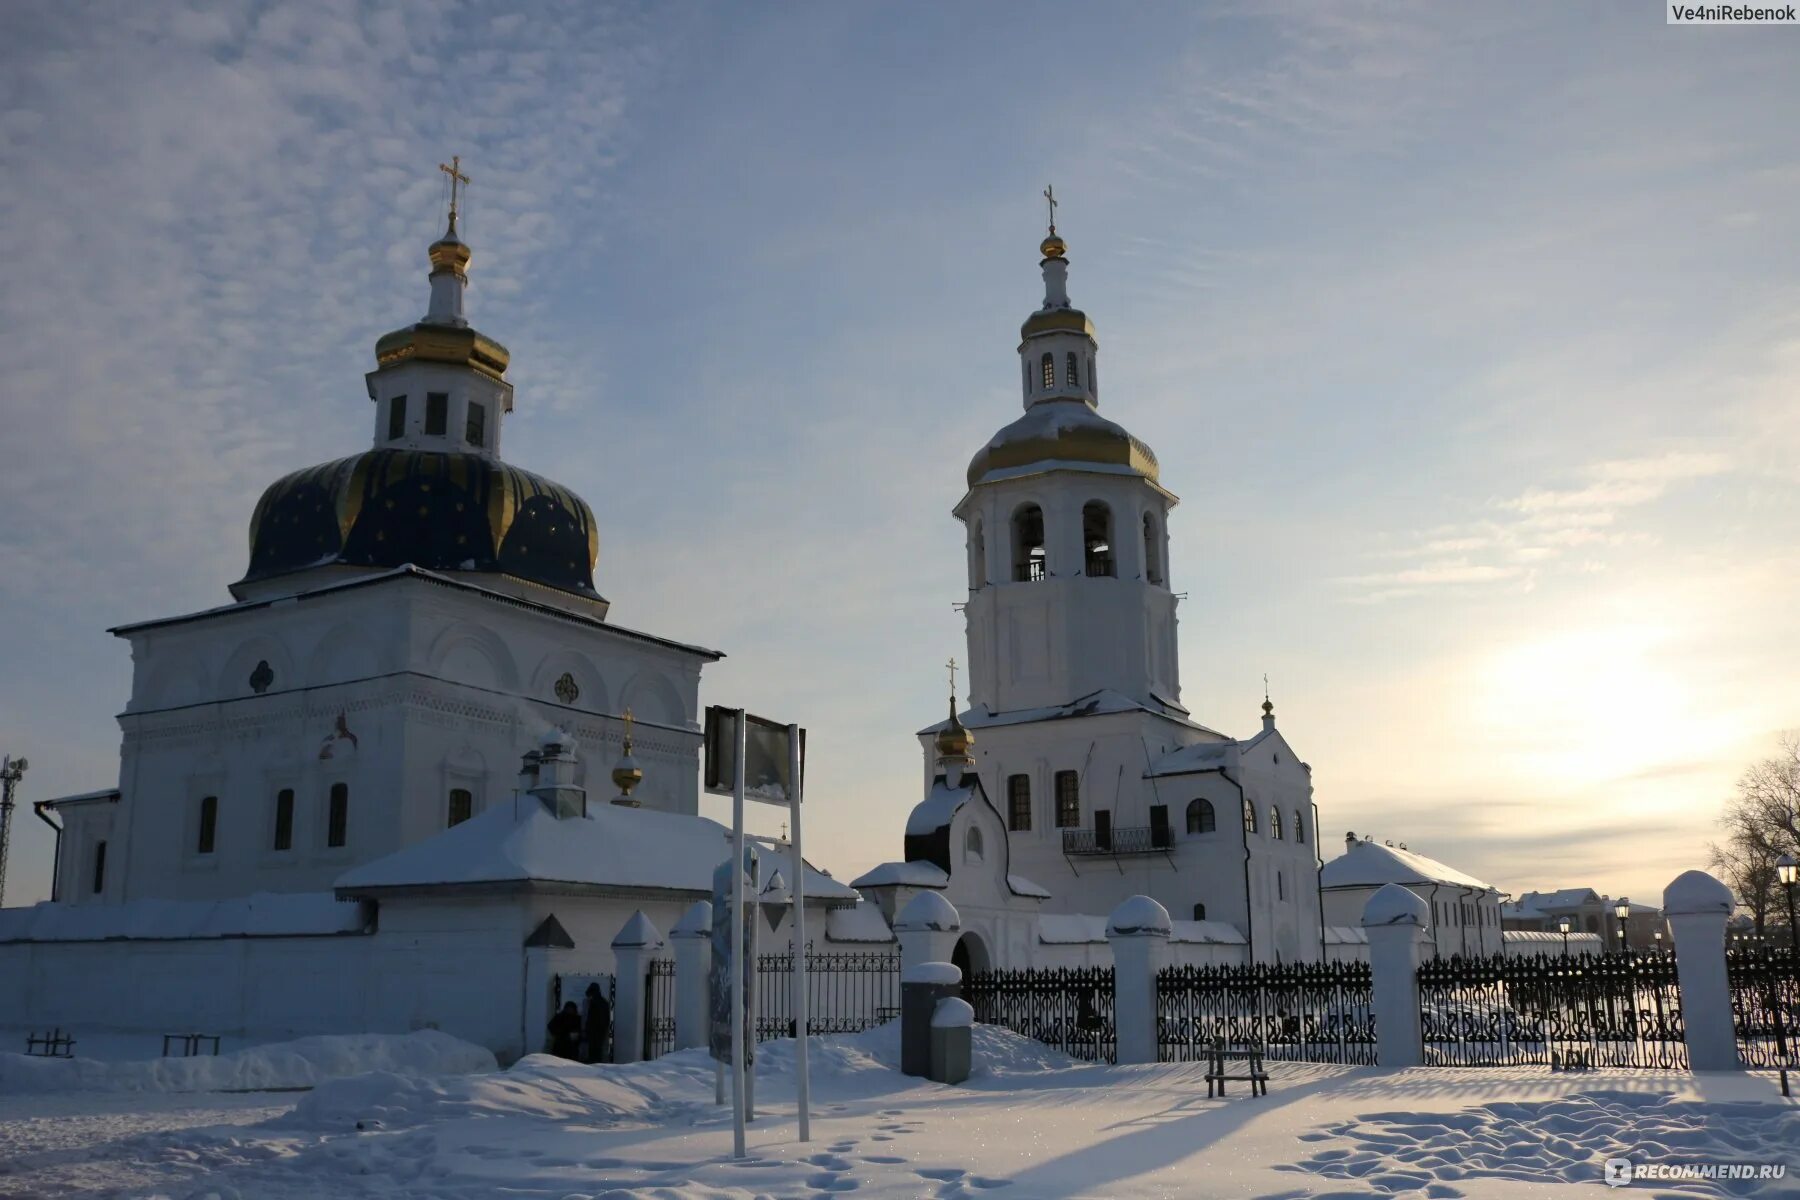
[748,879,758,1122]
[788,723,811,1143]
[730,709,747,1159]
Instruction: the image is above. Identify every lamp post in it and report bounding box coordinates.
[1652,928,1662,955]
[1558,915,1571,957]
[1614,897,1631,956]
[1780,855,1798,958]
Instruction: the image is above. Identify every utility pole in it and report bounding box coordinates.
[0,755,27,907]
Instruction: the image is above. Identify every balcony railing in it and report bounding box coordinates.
[1014,557,1048,582]
[1062,825,1173,857]
[1084,552,1115,578]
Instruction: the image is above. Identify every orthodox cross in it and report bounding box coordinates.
[621,707,635,751]
[1263,673,1270,704]
[1043,183,1058,235]
[438,156,470,232]
[946,656,958,702]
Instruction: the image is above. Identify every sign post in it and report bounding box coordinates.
[787,722,811,1142]
[730,707,747,1157]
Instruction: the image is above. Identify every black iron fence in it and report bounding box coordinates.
[755,944,900,1043]
[1726,945,1798,1069]
[645,956,677,1060]
[965,965,1116,1063]
[1156,960,1376,1065]
[1417,952,1687,1069]
[1062,826,1172,857]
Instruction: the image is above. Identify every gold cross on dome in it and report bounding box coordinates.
[946,656,958,701]
[1043,183,1058,235]
[621,707,635,749]
[438,155,470,232]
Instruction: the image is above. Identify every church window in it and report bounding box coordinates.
[969,520,986,589]
[92,840,106,894]
[1186,798,1215,834]
[1278,871,1285,900]
[1082,502,1114,577]
[1293,809,1305,844]
[1012,504,1046,582]
[197,796,217,854]
[1242,797,1257,835]
[1270,807,1283,840]
[327,783,349,848]
[1041,353,1054,390]
[1143,513,1163,585]
[1192,902,1206,921]
[1022,358,1030,398]
[465,401,486,448]
[425,392,448,435]
[388,395,407,440]
[272,789,295,851]
[1150,804,1170,848]
[1088,355,1096,398]
[448,788,473,828]
[1054,770,1079,828]
[965,826,984,863]
[1066,352,1080,388]
[1007,774,1031,831]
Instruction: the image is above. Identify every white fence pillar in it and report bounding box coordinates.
[671,900,712,1052]
[1362,884,1429,1069]
[895,892,961,975]
[1107,896,1171,1065]
[1662,869,1740,1072]
[611,910,664,1065]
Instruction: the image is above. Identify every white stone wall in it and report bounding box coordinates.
[1323,882,1504,959]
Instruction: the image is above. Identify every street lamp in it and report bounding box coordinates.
[1780,854,1799,959]
[1614,897,1631,955]
[1558,915,1571,957]
[1652,928,1663,954]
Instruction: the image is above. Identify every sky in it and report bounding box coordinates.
[2,0,1798,910]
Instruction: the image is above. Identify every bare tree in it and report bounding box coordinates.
[1708,733,1800,932]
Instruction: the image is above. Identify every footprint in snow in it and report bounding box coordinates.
[863,1155,906,1165]
[917,1167,966,1181]
[806,1174,861,1192]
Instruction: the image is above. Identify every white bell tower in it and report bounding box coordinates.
[956,197,1182,717]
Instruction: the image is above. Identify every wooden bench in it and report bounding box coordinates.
[1205,1039,1269,1097]
[24,1029,75,1058]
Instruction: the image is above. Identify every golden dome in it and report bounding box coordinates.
[935,710,974,760]
[428,231,473,276]
[1020,306,1095,341]
[374,322,510,381]
[967,399,1159,489]
[1040,233,1066,260]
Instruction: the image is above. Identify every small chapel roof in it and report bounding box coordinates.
[335,799,854,902]
[849,860,949,889]
[917,689,1218,739]
[1321,839,1495,893]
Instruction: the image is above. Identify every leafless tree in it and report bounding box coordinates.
[1708,733,1800,932]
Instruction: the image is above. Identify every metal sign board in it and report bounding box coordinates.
[704,707,805,805]
[708,847,757,1067]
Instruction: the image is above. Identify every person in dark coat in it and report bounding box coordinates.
[547,1001,582,1059]
[582,982,613,1064]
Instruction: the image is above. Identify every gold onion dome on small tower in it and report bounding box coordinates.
[1040,232,1066,260]
[935,706,974,761]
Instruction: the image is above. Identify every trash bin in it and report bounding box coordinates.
[930,996,973,1085]
[901,961,962,1077]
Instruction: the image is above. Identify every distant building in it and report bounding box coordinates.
[1320,834,1502,959]
[1503,889,1666,951]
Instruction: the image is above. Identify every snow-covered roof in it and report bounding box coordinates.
[850,860,949,890]
[1006,874,1052,899]
[1321,840,1495,892]
[1510,888,1602,913]
[1146,738,1238,776]
[0,892,366,943]
[1504,929,1603,945]
[37,787,121,809]
[1036,913,1244,946]
[825,901,895,944]
[917,689,1217,739]
[1323,925,1369,945]
[335,800,856,902]
[905,777,975,837]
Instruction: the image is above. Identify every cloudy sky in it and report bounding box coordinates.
[2,1,1798,908]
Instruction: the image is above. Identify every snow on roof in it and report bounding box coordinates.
[335,801,856,902]
[1504,929,1602,944]
[1510,888,1601,913]
[1146,738,1238,776]
[905,777,975,837]
[37,788,121,808]
[1323,925,1369,945]
[850,860,949,890]
[1037,913,1244,945]
[1321,840,1495,892]
[917,690,1218,739]
[1006,874,1052,900]
[0,892,366,943]
[824,901,895,944]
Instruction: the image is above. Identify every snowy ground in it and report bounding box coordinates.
[1,1024,1794,1199]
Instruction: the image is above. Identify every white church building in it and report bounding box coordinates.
[853,220,1326,972]
[2,197,859,1061]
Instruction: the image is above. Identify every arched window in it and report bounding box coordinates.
[1270,807,1283,840]
[1054,770,1080,828]
[1022,358,1031,397]
[965,826,984,863]
[1192,902,1206,921]
[1041,353,1055,390]
[197,796,218,855]
[92,840,107,894]
[1082,501,1114,577]
[1012,504,1046,582]
[388,395,407,440]
[465,401,487,448]
[1066,351,1080,387]
[448,788,473,828]
[1293,809,1305,844]
[969,519,986,589]
[1007,774,1031,831]
[327,783,349,848]
[1278,871,1285,900]
[272,788,295,851]
[1243,797,1257,834]
[1142,512,1163,585]
[1186,798,1215,834]
[1088,355,1096,398]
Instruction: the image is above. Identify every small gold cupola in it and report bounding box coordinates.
[611,708,645,806]
[935,657,975,766]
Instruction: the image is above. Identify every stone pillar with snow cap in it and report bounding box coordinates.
[901,961,963,1078]
[670,901,712,1051]
[1662,869,1739,1072]
[931,995,974,1084]
[1362,883,1429,1069]
[611,910,664,1065]
[895,890,961,973]
[1107,895,1171,1065]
